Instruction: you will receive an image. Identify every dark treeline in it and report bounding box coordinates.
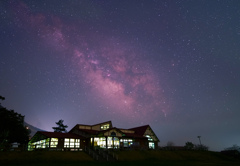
[0,96,30,151]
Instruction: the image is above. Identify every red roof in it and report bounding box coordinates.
[75,126,147,139]
[77,129,99,135]
[123,132,147,139]
[38,131,83,139]
[92,120,112,126]
[129,125,149,135]
[129,125,160,142]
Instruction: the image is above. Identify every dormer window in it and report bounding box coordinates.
[101,124,110,130]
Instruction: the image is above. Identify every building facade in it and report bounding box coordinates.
[28,121,159,151]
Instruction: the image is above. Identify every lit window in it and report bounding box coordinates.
[75,139,80,148]
[64,138,80,148]
[146,135,153,141]
[120,139,133,147]
[70,142,74,148]
[101,124,110,130]
[64,138,69,148]
[50,138,58,148]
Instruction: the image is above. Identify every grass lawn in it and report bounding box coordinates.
[115,150,240,166]
[0,150,240,166]
[0,151,93,166]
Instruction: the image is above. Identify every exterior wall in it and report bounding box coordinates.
[92,125,100,131]
[57,138,64,149]
[120,129,134,133]
[71,128,91,138]
[103,129,122,137]
[79,125,91,130]
[80,139,87,149]
[135,138,148,149]
[154,141,158,149]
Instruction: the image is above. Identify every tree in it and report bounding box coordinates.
[0,95,5,108]
[222,144,240,157]
[0,96,30,151]
[184,141,194,150]
[52,119,68,133]
[194,144,209,151]
[0,95,5,101]
[166,141,175,147]
[224,144,240,152]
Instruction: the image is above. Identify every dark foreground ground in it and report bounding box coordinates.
[0,150,240,166]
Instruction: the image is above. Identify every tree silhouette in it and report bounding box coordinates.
[0,96,5,101]
[0,96,5,107]
[224,144,240,152]
[0,96,30,151]
[184,141,194,150]
[194,144,209,151]
[52,119,68,133]
[166,141,175,147]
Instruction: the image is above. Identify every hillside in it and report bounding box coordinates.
[24,122,45,137]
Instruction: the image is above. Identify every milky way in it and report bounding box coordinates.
[12,1,169,121]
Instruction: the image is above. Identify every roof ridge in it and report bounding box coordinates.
[75,120,112,127]
[129,124,149,130]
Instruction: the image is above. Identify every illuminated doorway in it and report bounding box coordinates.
[149,142,155,149]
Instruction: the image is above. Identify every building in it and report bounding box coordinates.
[28,121,159,151]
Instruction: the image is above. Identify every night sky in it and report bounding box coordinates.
[1,0,240,151]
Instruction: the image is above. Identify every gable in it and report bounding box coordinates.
[143,126,159,142]
[92,121,112,131]
[101,128,123,137]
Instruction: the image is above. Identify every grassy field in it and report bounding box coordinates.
[0,150,240,166]
[115,150,240,166]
